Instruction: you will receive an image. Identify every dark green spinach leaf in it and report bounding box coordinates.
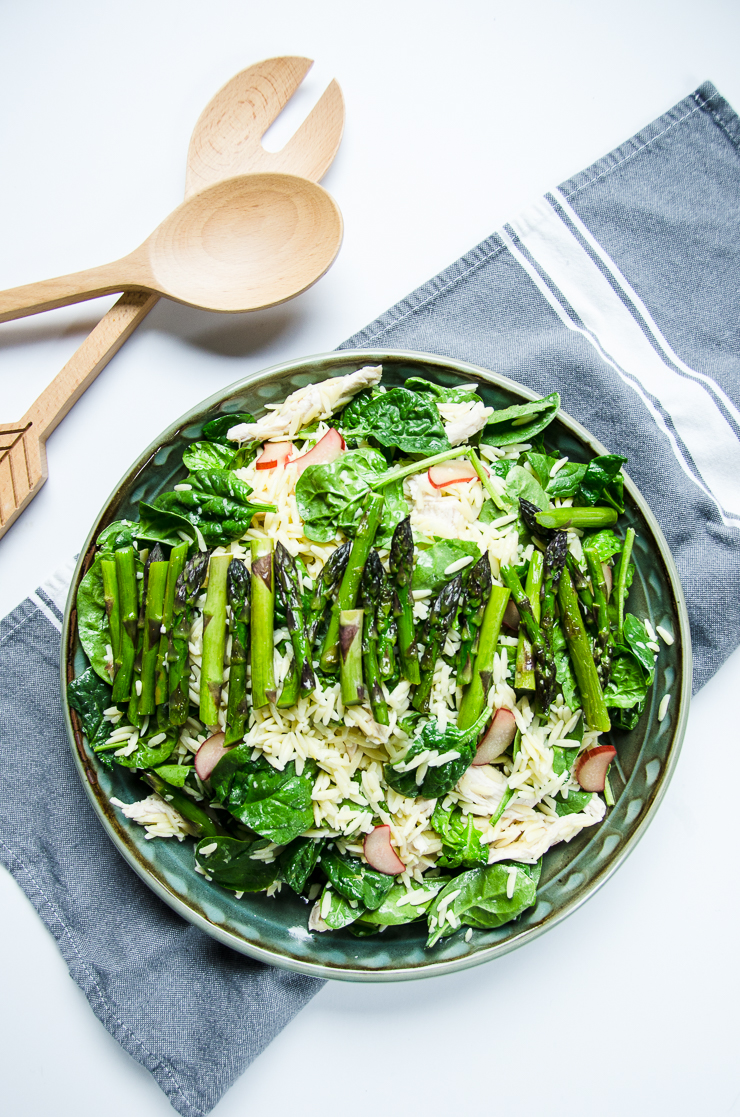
[582,529,624,561]
[182,441,236,472]
[411,539,481,593]
[202,412,255,445]
[194,835,279,892]
[153,764,193,788]
[361,877,450,925]
[427,860,541,945]
[577,455,627,511]
[151,468,274,547]
[480,392,559,448]
[279,837,324,894]
[340,386,450,455]
[67,667,112,748]
[295,447,389,543]
[76,559,112,682]
[622,614,656,682]
[211,746,316,845]
[603,652,648,710]
[385,709,490,799]
[321,848,396,910]
[404,377,483,405]
[431,805,488,869]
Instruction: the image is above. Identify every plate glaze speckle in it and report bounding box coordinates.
[62,349,692,982]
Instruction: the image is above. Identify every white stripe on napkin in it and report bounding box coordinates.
[504,196,740,527]
[29,592,63,633]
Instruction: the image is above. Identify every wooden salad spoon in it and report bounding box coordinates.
[0,57,344,537]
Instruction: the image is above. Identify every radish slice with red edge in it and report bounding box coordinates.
[292,428,345,476]
[601,562,613,599]
[574,744,617,792]
[472,707,517,765]
[364,825,405,875]
[194,732,229,781]
[255,441,294,470]
[502,600,520,632]
[428,459,479,488]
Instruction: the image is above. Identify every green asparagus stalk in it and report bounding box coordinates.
[277,655,300,708]
[413,574,463,713]
[456,553,492,686]
[457,584,510,730]
[127,548,151,727]
[138,545,169,716]
[100,558,121,680]
[168,551,210,726]
[616,527,636,644]
[567,553,596,628]
[584,544,614,686]
[306,540,351,646]
[558,567,611,732]
[539,532,568,706]
[319,492,385,673]
[142,772,223,838]
[199,553,231,727]
[154,541,188,716]
[251,539,277,708]
[359,550,389,725]
[376,559,397,680]
[224,558,250,744]
[111,546,137,703]
[515,550,544,690]
[500,564,557,714]
[535,507,618,531]
[466,448,508,511]
[370,446,470,491]
[274,541,316,696]
[388,515,420,685]
[339,608,365,706]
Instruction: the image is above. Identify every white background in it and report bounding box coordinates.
[1,1,739,1114]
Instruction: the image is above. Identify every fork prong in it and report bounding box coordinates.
[265,78,345,183]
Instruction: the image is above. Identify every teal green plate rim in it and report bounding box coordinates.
[61,348,692,983]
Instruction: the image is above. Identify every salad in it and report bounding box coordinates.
[68,365,670,947]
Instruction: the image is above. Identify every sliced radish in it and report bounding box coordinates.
[472,707,517,765]
[428,459,479,488]
[574,744,617,792]
[502,599,520,632]
[601,561,613,600]
[194,732,229,781]
[364,825,405,875]
[292,428,345,476]
[255,441,294,470]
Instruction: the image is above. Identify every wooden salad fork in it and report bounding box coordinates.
[0,57,345,539]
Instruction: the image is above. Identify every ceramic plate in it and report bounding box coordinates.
[62,349,691,981]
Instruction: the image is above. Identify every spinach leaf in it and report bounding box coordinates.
[478,499,499,524]
[385,709,490,799]
[431,805,488,869]
[376,479,409,548]
[552,621,580,710]
[194,835,279,892]
[613,702,644,731]
[137,501,195,547]
[76,559,112,682]
[554,788,594,816]
[503,465,549,511]
[551,722,593,815]
[202,412,255,445]
[67,667,112,749]
[182,441,236,472]
[577,454,627,511]
[622,614,656,682]
[524,451,557,488]
[546,461,588,500]
[279,837,324,894]
[151,468,274,547]
[295,448,389,542]
[317,886,363,930]
[427,860,541,945]
[96,519,138,553]
[210,746,316,845]
[411,539,481,593]
[480,392,559,448]
[340,387,450,455]
[361,877,450,925]
[582,529,624,561]
[603,653,648,710]
[113,729,177,769]
[321,848,395,910]
[153,764,193,788]
[404,376,483,405]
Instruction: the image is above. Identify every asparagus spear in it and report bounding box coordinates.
[277,655,300,708]
[100,558,121,681]
[339,608,365,706]
[515,550,544,691]
[112,546,137,702]
[456,554,492,686]
[154,541,188,724]
[584,544,614,686]
[168,551,210,726]
[359,550,389,725]
[540,531,568,684]
[375,557,397,680]
[251,539,277,708]
[127,546,151,727]
[138,544,169,716]
[274,541,316,696]
[558,567,611,732]
[535,507,618,531]
[199,553,231,727]
[413,574,463,713]
[457,584,511,730]
[142,772,223,838]
[500,564,557,714]
[616,527,636,644]
[567,552,596,628]
[319,492,385,673]
[306,540,351,647]
[224,557,250,744]
[388,515,420,685]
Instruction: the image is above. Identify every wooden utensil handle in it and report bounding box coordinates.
[0,259,145,324]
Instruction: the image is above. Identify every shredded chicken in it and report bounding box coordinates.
[437,399,493,446]
[227,365,383,443]
[455,764,508,816]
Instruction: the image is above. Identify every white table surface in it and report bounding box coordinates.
[2,2,739,1113]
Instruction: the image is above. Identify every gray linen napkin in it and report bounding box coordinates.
[1,79,738,1117]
